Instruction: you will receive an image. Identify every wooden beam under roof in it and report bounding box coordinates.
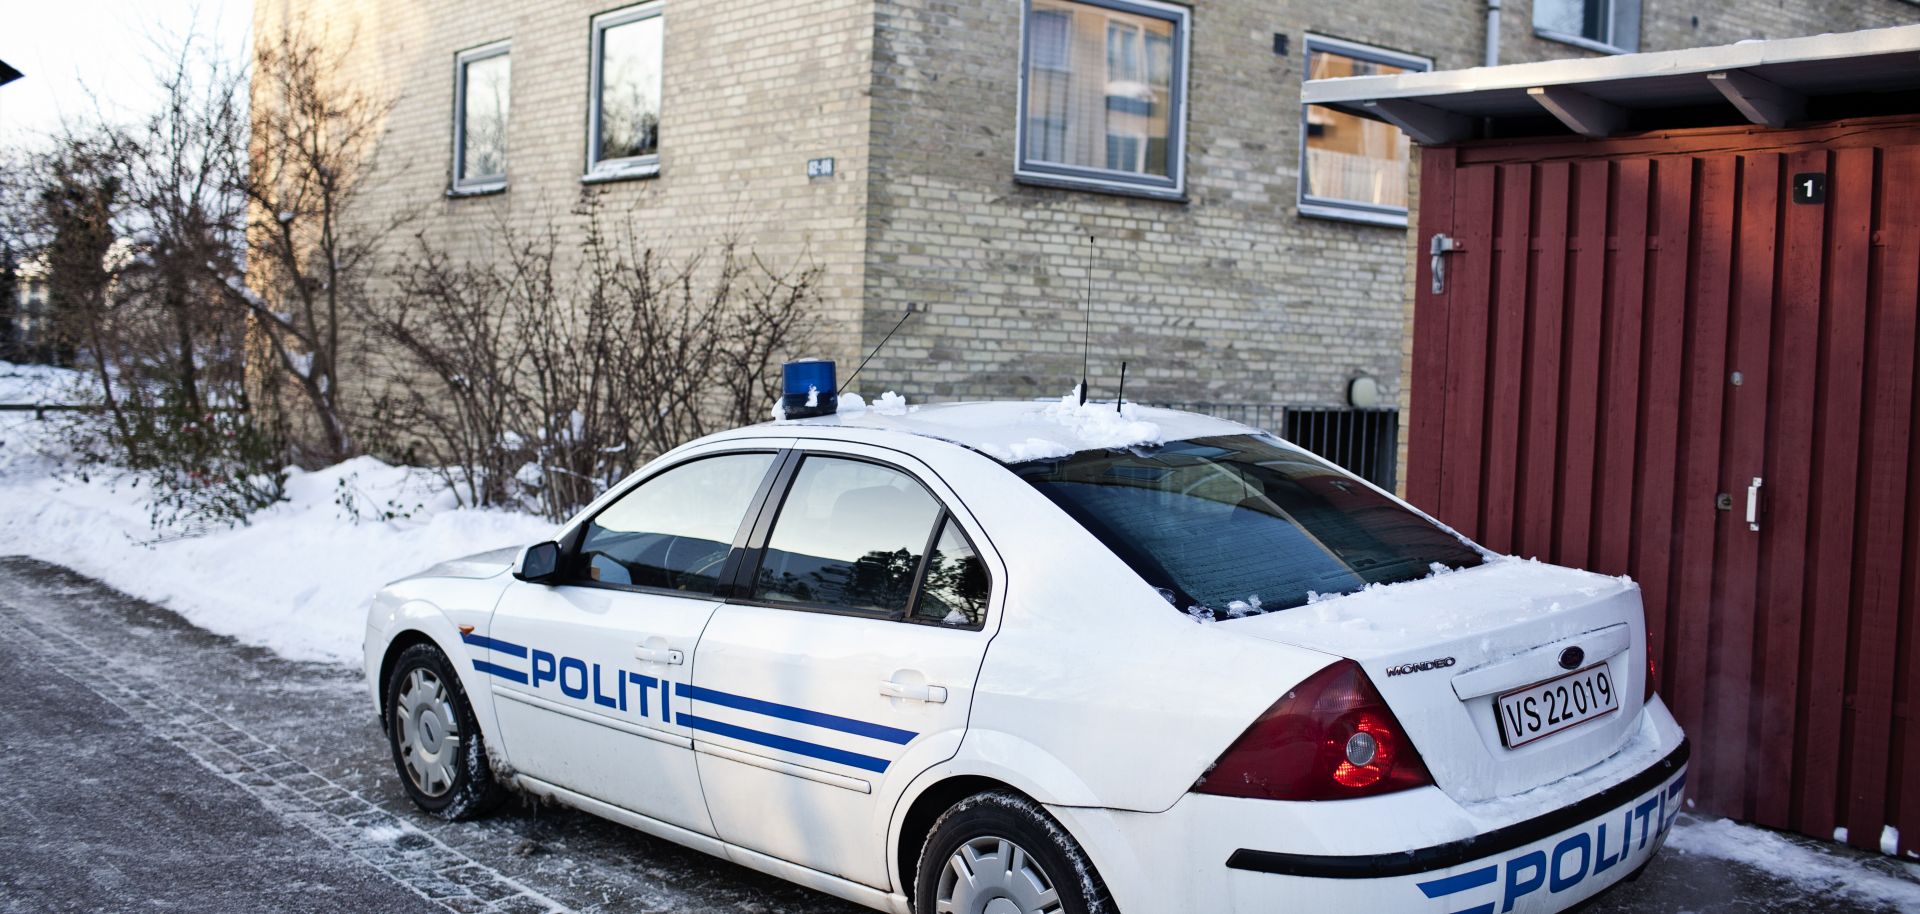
[1527,85,1628,137]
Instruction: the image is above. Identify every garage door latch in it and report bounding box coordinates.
[1430,233,1464,294]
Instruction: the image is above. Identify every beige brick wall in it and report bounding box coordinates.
[856,0,1490,408]
[251,0,880,413]
[1499,0,1919,63]
[254,0,1918,459]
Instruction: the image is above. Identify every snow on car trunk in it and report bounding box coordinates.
[1222,556,1652,804]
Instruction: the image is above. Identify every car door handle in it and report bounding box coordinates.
[634,645,685,665]
[879,681,948,703]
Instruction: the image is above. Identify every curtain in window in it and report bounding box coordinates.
[1024,0,1175,178]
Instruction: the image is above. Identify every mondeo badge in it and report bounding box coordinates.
[1384,657,1456,677]
[1559,646,1586,670]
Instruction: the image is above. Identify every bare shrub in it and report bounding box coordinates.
[231,22,401,465]
[363,228,539,510]
[370,196,819,521]
[11,36,287,530]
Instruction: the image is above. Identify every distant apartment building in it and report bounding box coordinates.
[253,0,1915,486]
[4,257,54,364]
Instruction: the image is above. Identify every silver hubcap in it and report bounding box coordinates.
[395,668,461,797]
[937,836,1062,914]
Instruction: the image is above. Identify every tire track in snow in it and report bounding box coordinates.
[0,598,574,914]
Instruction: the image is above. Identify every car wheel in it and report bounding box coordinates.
[385,642,506,820]
[915,791,1116,914]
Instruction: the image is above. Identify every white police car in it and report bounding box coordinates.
[365,362,1686,914]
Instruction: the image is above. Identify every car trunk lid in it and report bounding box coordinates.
[1221,556,1650,803]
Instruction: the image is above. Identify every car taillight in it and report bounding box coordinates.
[1192,659,1433,802]
[1644,628,1659,702]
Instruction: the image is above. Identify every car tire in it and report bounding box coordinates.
[914,791,1117,914]
[384,642,507,820]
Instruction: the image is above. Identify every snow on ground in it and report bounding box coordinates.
[1669,815,1920,910]
[0,360,91,405]
[0,361,554,667]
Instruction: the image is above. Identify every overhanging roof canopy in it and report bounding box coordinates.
[1302,25,1920,144]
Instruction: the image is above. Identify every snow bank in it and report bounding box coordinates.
[0,361,89,405]
[1669,816,1920,909]
[973,388,1163,462]
[0,367,554,666]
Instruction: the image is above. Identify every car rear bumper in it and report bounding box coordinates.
[1226,738,1688,881]
[1048,702,1688,914]
[1220,739,1686,913]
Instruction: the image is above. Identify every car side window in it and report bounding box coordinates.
[911,516,989,628]
[754,456,942,615]
[574,452,776,594]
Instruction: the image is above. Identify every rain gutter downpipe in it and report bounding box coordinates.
[1484,0,1502,67]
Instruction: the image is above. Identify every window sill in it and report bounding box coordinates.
[446,181,507,198]
[581,161,662,184]
[1297,200,1410,228]
[1013,170,1187,203]
[1532,28,1635,56]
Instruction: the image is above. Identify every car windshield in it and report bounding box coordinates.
[1009,434,1485,618]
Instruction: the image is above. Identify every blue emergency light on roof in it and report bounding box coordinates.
[781,359,838,419]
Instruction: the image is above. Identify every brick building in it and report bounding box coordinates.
[253,0,1916,486]
[4,257,53,364]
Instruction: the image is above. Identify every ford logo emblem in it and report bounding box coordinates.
[1559,646,1585,670]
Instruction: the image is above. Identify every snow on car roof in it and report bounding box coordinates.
[759,392,1260,463]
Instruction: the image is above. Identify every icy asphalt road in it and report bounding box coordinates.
[0,555,1912,914]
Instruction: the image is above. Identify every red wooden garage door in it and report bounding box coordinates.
[1406,116,1920,854]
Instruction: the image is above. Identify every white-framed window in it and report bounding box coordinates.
[586,1,665,182]
[1534,0,1641,54]
[1016,0,1189,201]
[451,40,510,194]
[1298,35,1431,228]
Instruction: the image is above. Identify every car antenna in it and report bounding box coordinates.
[1079,234,1094,406]
[1115,360,1127,413]
[837,303,918,397]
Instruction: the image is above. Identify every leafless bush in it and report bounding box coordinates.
[370,196,819,520]
[231,22,401,465]
[363,229,538,510]
[1,22,403,528]
[5,36,287,530]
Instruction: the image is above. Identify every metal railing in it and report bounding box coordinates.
[0,403,100,419]
[1149,402,1400,491]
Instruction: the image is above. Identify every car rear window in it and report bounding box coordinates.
[753,456,943,615]
[1009,434,1484,619]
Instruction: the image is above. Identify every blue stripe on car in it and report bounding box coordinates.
[460,632,529,658]
[676,682,917,745]
[1417,865,1497,898]
[1417,864,1498,914]
[676,713,891,773]
[459,642,915,771]
[472,659,530,684]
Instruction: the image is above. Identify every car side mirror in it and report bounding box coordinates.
[514,541,563,584]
